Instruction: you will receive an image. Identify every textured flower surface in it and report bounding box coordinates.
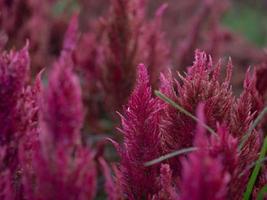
[1,2,267,198]
[116,64,162,199]
[20,18,97,200]
[178,104,232,200]
[159,50,234,176]
[28,62,96,200]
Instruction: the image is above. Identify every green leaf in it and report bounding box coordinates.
[144,147,197,166]
[243,136,267,200]
[257,185,267,200]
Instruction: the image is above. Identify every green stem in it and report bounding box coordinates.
[257,185,267,200]
[244,136,267,200]
[144,147,197,166]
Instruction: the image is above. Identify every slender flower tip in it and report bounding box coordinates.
[224,57,233,85]
[156,3,168,17]
[62,13,79,54]
[1,42,31,92]
[188,50,210,75]
[243,66,257,90]
[193,49,207,66]
[137,63,149,86]
[15,42,30,68]
[41,62,83,146]
[23,39,30,51]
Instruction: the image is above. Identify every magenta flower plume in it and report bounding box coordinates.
[116,64,162,199]
[0,43,42,199]
[39,14,82,148]
[32,145,96,200]
[194,104,238,175]
[153,164,178,200]
[0,43,32,179]
[159,50,233,175]
[231,68,263,138]
[179,104,231,200]
[0,147,14,200]
[0,44,30,146]
[179,147,230,200]
[100,158,124,200]
[23,20,97,198]
[27,61,96,200]
[228,68,263,199]
[18,72,43,199]
[76,0,170,116]
[140,3,170,87]
[40,62,83,147]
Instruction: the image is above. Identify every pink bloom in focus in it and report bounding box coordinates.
[117,64,162,199]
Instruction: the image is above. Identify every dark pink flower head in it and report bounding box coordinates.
[117,64,162,199]
[29,40,96,199]
[179,148,230,200]
[153,164,178,200]
[140,3,170,87]
[195,103,238,177]
[0,43,30,143]
[0,169,14,200]
[231,68,263,138]
[61,14,79,57]
[179,104,230,200]
[99,158,124,200]
[0,43,32,178]
[0,147,14,200]
[40,60,83,148]
[18,71,43,199]
[209,125,238,175]
[32,145,96,200]
[97,0,146,110]
[159,50,233,175]
[40,15,83,148]
[227,67,263,199]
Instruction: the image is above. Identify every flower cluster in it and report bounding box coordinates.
[1,0,267,200]
[102,51,266,200]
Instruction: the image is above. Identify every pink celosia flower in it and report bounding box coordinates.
[99,158,124,200]
[28,62,96,200]
[159,50,234,175]
[179,147,230,200]
[32,145,96,200]
[152,164,178,200]
[228,68,263,199]
[76,0,170,117]
[140,3,170,87]
[0,43,30,173]
[40,59,83,148]
[116,64,162,199]
[21,19,96,200]
[179,104,231,200]
[40,15,83,148]
[0,147,14,200]
[18,71,42,199]
[0,42,42,199]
